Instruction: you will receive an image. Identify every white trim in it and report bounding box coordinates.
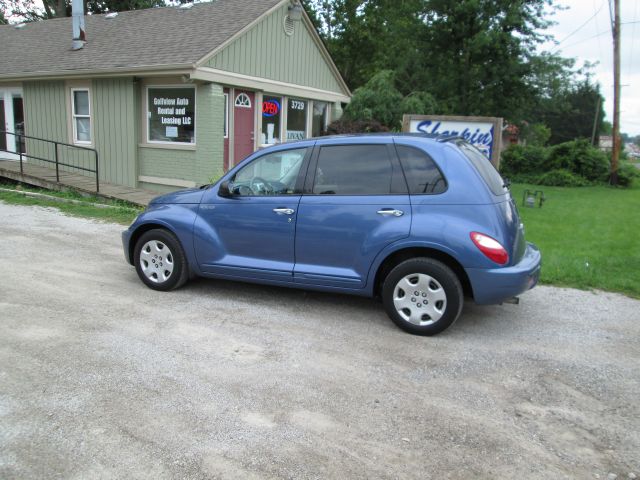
[70,87,92,145]
[0,65,193,82]
[223,92,229,138]
[0,87,24,159]
[234,92,252,108]
[145,84,197,146]
[138,175,197,188]
[192,67,351,104]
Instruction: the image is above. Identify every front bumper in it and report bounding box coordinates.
[465,242,541,305]
[122,228,134,265]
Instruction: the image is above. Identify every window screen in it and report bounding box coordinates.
[313,145,393,195]
[396,145,446,194]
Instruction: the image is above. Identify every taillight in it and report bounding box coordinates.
[470,232,509,265]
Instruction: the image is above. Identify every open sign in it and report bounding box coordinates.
[262,99,280,117]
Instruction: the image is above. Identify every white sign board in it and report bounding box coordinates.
[403,115,503,166]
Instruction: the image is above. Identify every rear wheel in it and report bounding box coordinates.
[382,258,463,335]
[134,229,189,291]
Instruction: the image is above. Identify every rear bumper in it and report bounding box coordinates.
[466,242,541,305]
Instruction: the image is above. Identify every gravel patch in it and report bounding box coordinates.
[1,201,639,479]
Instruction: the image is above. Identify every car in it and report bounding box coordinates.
[122,134,541,336]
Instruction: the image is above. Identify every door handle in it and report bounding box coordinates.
[377,209,404,217]
[273,208,295,215]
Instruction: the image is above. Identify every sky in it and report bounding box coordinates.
[541,0,640,136]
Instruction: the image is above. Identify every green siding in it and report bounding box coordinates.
[205,4,345,95]
[138,82,224,190]
[22,79,138,187]
[23,81,69,171]
[93,78,137,187]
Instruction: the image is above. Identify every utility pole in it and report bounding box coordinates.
[591,97,601,146]
[610,0,621,185]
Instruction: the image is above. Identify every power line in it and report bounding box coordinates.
[553,21,640,52]
[556,0,606,46]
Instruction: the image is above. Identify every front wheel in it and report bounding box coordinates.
[382,258,463,336]
[133,229,189,291]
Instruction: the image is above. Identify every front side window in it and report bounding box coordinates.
[312,145,393,195]
[396,145,447,194]
[286,98,307,141]
[261,96,282,145]
[231,148,307,196]
[72,89,91,143]
[147,87,196,144]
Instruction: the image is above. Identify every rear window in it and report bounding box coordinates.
[458,142,507,196]
[396,145,447,194]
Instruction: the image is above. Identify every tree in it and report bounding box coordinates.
[344,70,439,129]
[533,77,605,145]
[304,0,426,89]
[405,0,556,121]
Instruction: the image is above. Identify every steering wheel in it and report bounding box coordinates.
[250,176,273,195]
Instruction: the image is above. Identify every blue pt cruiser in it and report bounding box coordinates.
[123,134,541,335]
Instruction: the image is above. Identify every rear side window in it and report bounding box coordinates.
[396,145,447,194]
[313,145,393,195]
[458,142,507,196]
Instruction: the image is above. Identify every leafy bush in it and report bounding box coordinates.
[615,162,639,187]
[499,139,630,187]
[500,144,548,178]
[322,119,390,135]
[545,139,609,182]
[535,169,592,187]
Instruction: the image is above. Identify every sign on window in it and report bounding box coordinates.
[148,87,196,144]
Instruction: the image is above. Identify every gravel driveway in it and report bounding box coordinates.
[1,201,639,479]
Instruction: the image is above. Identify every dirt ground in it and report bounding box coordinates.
[1,201,639,479]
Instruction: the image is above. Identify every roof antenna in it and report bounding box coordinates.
[71,0,86,50]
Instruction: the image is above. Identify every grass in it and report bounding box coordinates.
[511,182,640,298]
[0,182,142,225]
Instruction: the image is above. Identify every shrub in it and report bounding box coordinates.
[615,162,639,187]
[545,139,609,182]
[322,119,390,135]
[535,169,592,187]
[500,144,548,178]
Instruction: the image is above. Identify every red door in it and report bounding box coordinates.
[233,90,255,166]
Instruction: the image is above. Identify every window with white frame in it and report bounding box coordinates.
[71,89,91,143]
[147,86,196,144]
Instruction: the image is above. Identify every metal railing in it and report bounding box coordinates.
[0,131,99,192]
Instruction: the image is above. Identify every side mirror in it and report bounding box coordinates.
[218,180,232,197]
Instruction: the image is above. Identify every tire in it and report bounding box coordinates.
[133,228,189,291]
[382,258,463,336]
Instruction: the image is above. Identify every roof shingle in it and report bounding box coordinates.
[0,0,283,78]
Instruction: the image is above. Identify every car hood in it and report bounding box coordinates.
[149,187,205,205]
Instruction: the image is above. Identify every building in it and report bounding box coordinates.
[0,0,351,193]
